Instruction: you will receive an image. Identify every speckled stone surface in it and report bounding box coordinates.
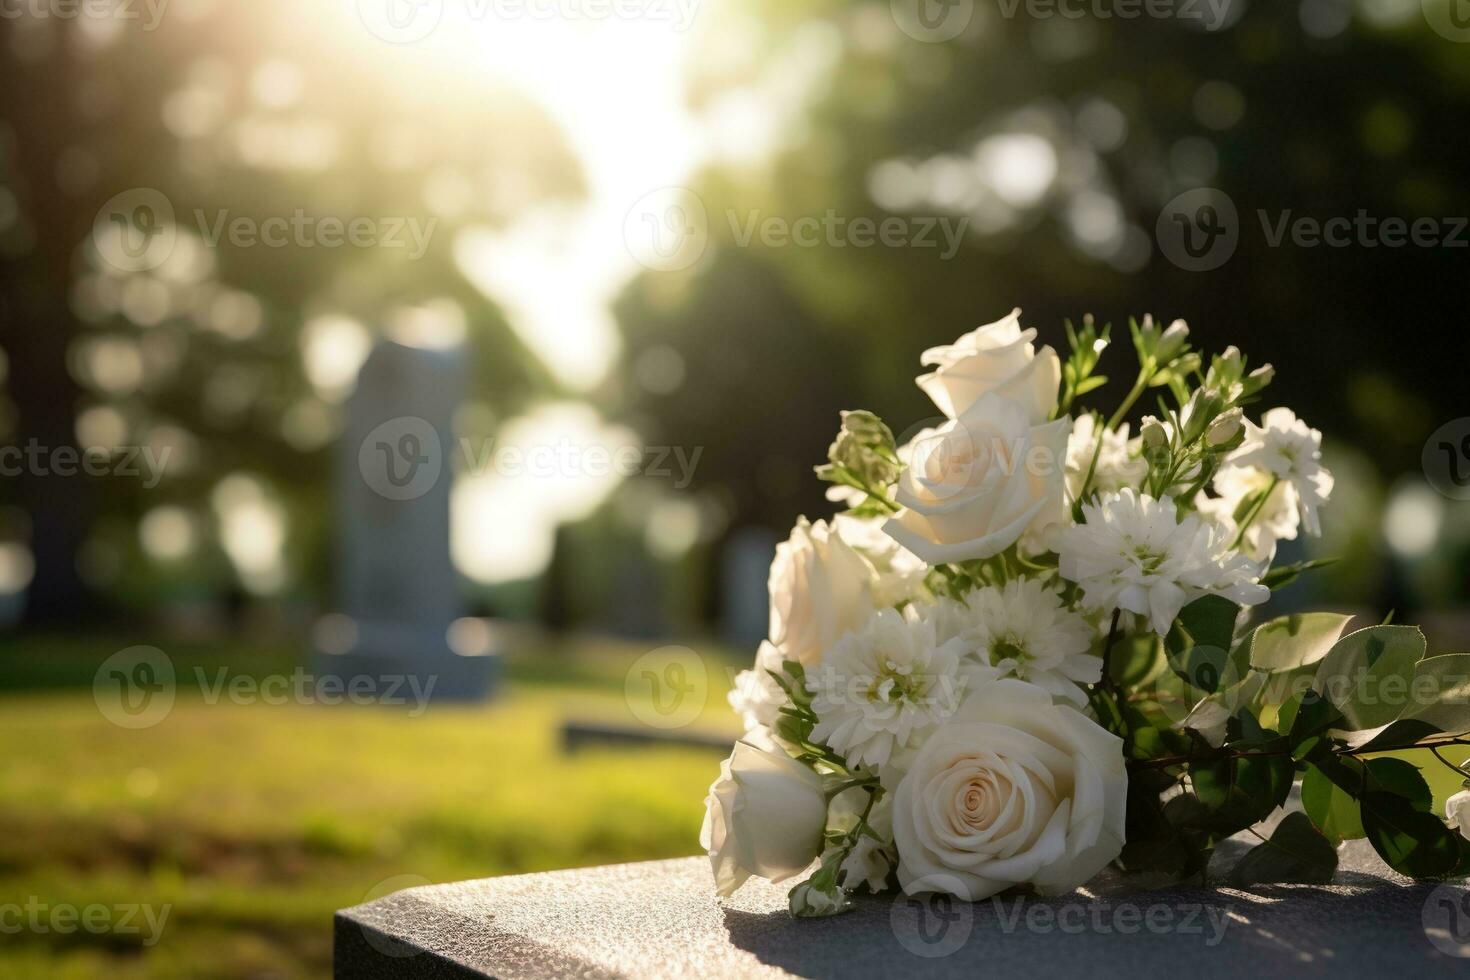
[335,837,1470,978]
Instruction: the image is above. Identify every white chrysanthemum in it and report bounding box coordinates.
[1198,465,1301,561]
[809,607,977,771]
[1058,488,1268,635]
[941,580,1100,707]
[728,641,788,732]
[1227,407,1334,535]
[1065,414,1146,500]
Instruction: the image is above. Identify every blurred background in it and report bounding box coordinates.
[2,0,1469,975]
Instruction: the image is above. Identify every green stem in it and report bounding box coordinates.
[1107,365,1153,431]
[1129,734,1470,773]
[1230,475,1281,550]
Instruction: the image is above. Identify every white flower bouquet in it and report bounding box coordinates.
[703,309,1470,916]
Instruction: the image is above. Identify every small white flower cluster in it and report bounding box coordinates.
[704,309,1337,914]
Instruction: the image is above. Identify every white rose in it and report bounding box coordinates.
[917,308,1061,424]
[883,394,1071,564]
[1447,789,1470,841]
[891,679,1127,900]
[769,517,875,667]
[701,739,828,897]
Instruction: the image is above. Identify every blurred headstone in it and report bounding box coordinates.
[720,526,777,649]
[313,340,496,702]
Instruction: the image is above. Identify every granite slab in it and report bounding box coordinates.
[335,839,1470,978]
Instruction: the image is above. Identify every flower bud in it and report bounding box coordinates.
[1155,319,1191,363]
[1139,416,1169,453]
[1206,407,1243,447]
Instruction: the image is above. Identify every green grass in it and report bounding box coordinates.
[0,634,743,979]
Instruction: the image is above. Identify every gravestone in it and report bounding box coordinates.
[720,526,778,650]
[313,340,495,701]
[334,835,1470,978]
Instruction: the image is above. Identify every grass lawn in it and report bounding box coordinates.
[0,633,744,979]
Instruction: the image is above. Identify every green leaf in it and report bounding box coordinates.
[1401,654,1470,735]
[1363,757,1434,813]
[1287,689,1345,747]
[1166,596,1241,693]
[1313,626,1426,731]
[1352,718,1443,753]
[1192,753,1294,834]
[1302,764,1365,844]
[1249,612,1355,673]
[1229,812,1339,886]
[1360,790,1463,878]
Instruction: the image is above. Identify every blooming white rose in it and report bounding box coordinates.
[918,308,1061,424]
[702,739,828,897]
[891,679,1127,901]
[884,394,1071,564]
[769,517,875,667]
[1446,789,1470,841]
